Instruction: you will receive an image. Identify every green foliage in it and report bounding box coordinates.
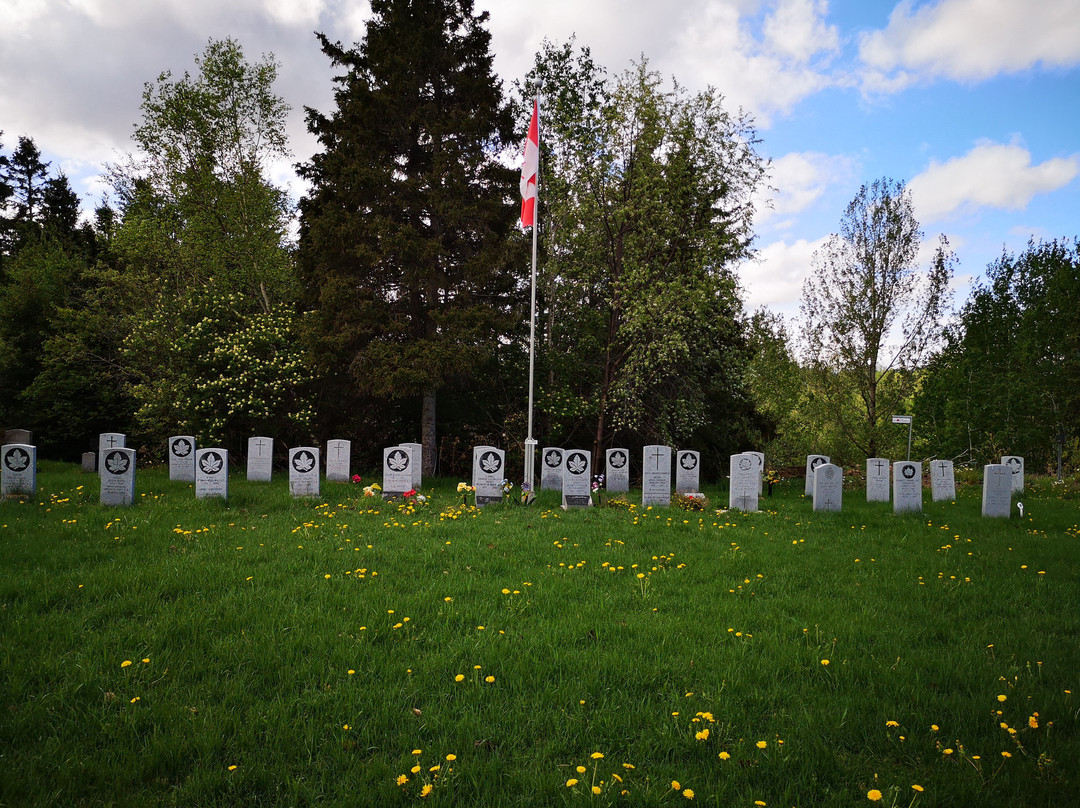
[915,238,1080,472]
[523,42,767,465]
[123,289,314,449]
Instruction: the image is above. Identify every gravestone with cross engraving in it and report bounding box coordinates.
[813,463,843,512]
[605,448,630,493]
[168,436,196,482]
[931,459,956,502]
[982,463,1012,517]
[675,450,701,494]
[289,447,320,497]
[1,443,36,496]
[892,461,923,513]
[100,447,136,506]
[642,445,672,507]
[247,437,273,482]
[866,458,890,502]
[400,442,422,490]
[195,448,228,500]
[382,446,412,497]
[81,452,97,473]
[804,455,829,496]
[472,446,505,506]
[561,449,593,508]
[326,439,351,483]
[540,447,564,492]
[728,453,759,512]
[98,433,126,478]
[1001,455,1024,494]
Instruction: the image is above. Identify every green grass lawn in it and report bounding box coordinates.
[2,464,1078,807]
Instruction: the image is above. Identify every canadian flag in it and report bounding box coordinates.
[520,98,539,228]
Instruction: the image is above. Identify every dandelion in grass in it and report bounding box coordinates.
[141,658,149,664]
[411,765,421,774]
[420,784,433,797]
[396,774,409,786]
[671,780,681,790]
[886,720,899,728]
[566,779,578,787]
[943,748,954,755]
[867,790,882,802]
[576,766,586,774]
[445,754,456,762]
[997,694,1007,702]
[228,765,238,771]
[756,741,767,749]
[1029,715,1039,729]
[592,785,602,795]
[454,674,464,682]
[820,659,829,666]
[591,752,604,760]
[623,763,635,769]
[121,660,132,668]
[412,749,422,755]
[911,784,924,792]
[930,724,939,731]
[683,788,695,799]
[1001,751,1012,758]
[718,752,731,760]
[695,729,709,741]
[755,802,767,806]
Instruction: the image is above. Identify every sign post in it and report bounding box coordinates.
[891,415,913,460]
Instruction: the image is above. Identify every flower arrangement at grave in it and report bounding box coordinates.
[672,492,709,511]
[591,473,606,506]
[457,481,475,506]
[363,483,382,497]
[351,474,362,484]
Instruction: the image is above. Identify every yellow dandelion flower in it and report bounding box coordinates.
[228,765,237,771]
[420,784,433,797]
[755,802,767,807]
[485,675,495,683]
[756,740,767,749]
[454,674,464,682]
[502,588,510,594]
[886,720,899,728]
[683,788,695,799]
[718,751,731,760]
[820,659,830,666]
[445,754,456,762]
[120,660,132,668]
[671,780,681,790]
[592,785,602,795]
[412,749,422,755]
[911,785,924,792]
[590,752,604,759]
[695,729,709,741]
[931,724,939,731]
[396,775,409,786]
[943,748,954,755]
[1028,715,1039,729]
[348,669,355,675]
[623,763,635,769]
[141,658,149,664]
[576,766,586,774]
[566,779,578,787]
[411,765,421,774]
[997,694,1007,702]
[1001,751,1012,758]
[867,790,882,802]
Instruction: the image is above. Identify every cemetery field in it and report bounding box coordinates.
[1,466,1078,807]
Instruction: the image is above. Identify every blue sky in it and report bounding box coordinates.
[2,0,1077,322]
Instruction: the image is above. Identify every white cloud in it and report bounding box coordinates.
[763,0,840,63]
[909,140,1080,221]
[739,236,829,311]
[757,151,858,223]
[859,0,1080,89]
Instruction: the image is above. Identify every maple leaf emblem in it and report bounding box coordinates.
[4,448,29,472]
[388,450,409,472]
[293,451,315,473]
[106,451,129,474]
[481,452,501,473]
[902,464,916,479]
[1006,457,1021,472]
[608,451,626,468]
[545,451,561,467]
[566,453,587,475]
[680,454,697,470]
[811,457,825,470]
[172,439,191,457]
[199,452,223,474]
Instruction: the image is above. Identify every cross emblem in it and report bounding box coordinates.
[649,447,666,471]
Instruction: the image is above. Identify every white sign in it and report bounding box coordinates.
[891,415,912,424]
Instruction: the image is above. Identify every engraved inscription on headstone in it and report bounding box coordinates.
[169,435,196,482]
[1001,455,1024,494]
[813,463,843,512]
[382,446,412,496]
[892,461,923,513]
[100,447,136,506]
[675,450,700,494]
[540,447,564,492]
[728,453,759,512]
[982,463,1012,518]
[866,458,890,502]
[290,447,321,498]
[247,437,273,482]
[931,460,956,502]
[804,455,829,496]
[326,439,352,483]
[472,446,505,506]
[605,448,630,493]
[642,445,672,507]
[195,448,228,500]
[1,444,36,496]
[562,449,593,508]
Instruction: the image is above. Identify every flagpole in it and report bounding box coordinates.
[523,91,540,495]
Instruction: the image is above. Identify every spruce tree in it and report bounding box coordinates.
[297,0,519,474]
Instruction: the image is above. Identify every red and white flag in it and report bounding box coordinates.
[520,98,539,228]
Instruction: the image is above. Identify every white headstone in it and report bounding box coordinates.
[540,447,564,491]
[1001,456,1024,494]
[804,455,829,496]
[642,445,672,507]
[195,448,228,499]
[81,452,97,473]
[746,451,765,494]
[675,450,701,494]
[728,453,759,512]
[98,433,126,477]
[1,444,36,496]
[247,437,273,482]
[892,461,923,513]
[472,446,505,506]
[382,446,412,496]
[168,436,196,482]
[813,463,843,512]
[561,449,593,508]
[326,439,352,482]
[866,458,890,502]
[100,447,136,506]
[605,448,630,493]
[290,447,321,498]
[930,460,956,502]
[400,442,422,490]
[982,463,1012,518]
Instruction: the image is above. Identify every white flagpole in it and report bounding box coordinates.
[523,91,540,495]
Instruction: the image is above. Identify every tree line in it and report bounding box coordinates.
[1,0,1076,478]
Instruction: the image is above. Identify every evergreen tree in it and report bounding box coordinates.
[297,0,519,474]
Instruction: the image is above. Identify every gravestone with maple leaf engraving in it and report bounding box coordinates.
[98,433,126,478]
[804,454,830,496]
[382,445,412,497]
[675,450,700,494]
[893,461,923,513]
[472,446,505,506]
[605,448,630,493]
[540,447,563,492]
[561,449,592,508]
[169,436,196,482]
[290,447,321,498]
[1,443,36,496]
[100,448,136,506]
[195,448,229,500]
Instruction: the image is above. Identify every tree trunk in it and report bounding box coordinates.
[422,389,436,477]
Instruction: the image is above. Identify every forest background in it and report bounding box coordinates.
[1,0,1077,483]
